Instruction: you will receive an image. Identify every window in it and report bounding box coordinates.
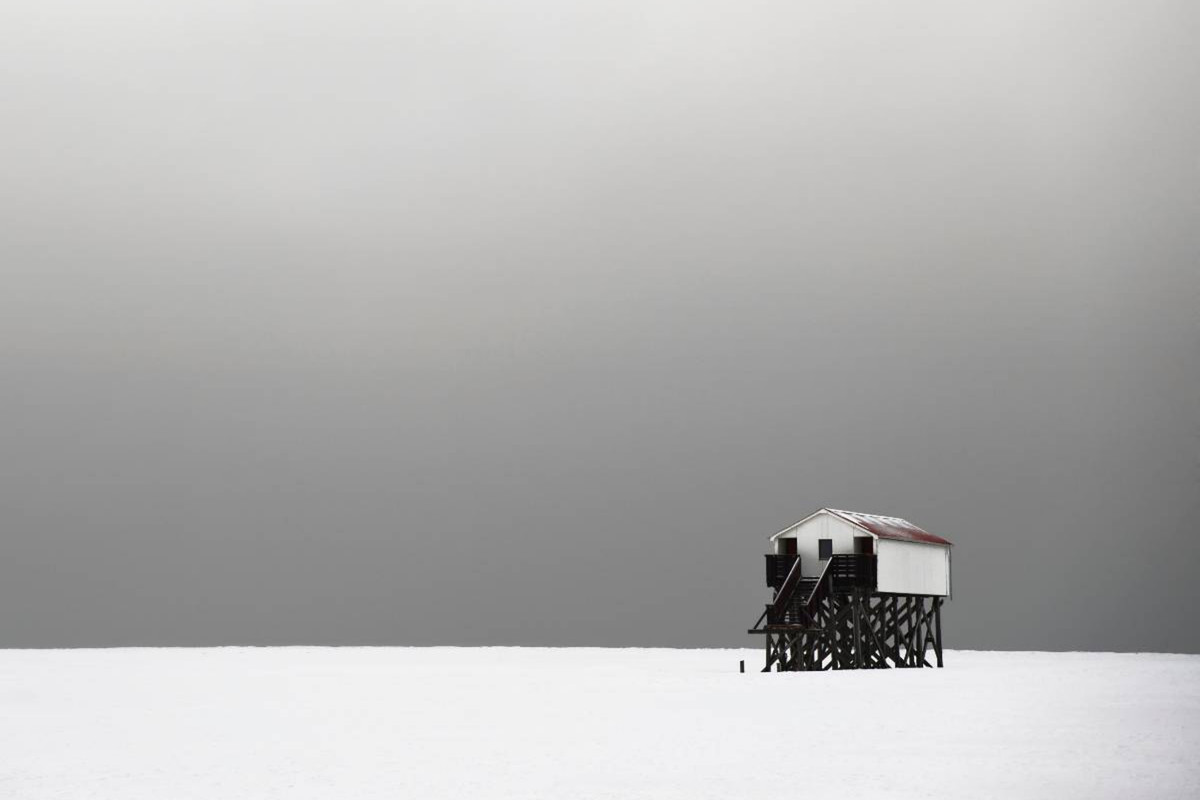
[819,538,833,560]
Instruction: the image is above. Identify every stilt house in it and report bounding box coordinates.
[748,508,952,671]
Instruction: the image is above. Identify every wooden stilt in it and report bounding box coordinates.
[934,598,944,668]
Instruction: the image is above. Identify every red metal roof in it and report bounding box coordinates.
[826,508,953,546]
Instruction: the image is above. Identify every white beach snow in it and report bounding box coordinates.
[1,647,1197,799]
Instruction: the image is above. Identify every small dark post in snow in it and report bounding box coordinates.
[739,660,745,673]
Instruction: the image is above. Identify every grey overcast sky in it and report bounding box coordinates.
[1,0,1197,651]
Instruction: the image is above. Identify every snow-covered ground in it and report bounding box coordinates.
[1,647,1197,799]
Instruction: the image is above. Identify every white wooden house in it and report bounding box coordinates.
[750,507,953,671]
[770,507,952,597]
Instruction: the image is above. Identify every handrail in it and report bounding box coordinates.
[815,556,834,596]
[803,556,835,611]
[768,556,805,619]
[764,553,798,590]
[750,606,768,631]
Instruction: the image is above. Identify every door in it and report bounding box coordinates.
[854,537,874,555]
[782,538,797,556]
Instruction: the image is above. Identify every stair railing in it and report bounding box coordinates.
[765,556,805,625]
[802,557,836,617]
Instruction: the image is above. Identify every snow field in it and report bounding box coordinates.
[1,647,1197,799]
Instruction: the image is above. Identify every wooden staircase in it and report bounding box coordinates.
[755,554,877,630]
[793,577,820,606]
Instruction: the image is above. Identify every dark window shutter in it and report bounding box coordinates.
[819,539,833,560]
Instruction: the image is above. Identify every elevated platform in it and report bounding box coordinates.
[749,554,944,671]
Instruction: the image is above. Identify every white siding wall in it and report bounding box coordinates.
[875,539,950,596]
[774,513,867,578]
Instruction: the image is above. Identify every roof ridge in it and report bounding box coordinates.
[825,507,953,546]
[828,507,905,520]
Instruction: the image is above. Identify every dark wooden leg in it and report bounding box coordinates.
[756,592,946,674]
[934,598,944,668]
[852,590,864,669]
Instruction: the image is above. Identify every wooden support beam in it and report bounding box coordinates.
[754,591,947,672]
[851,590,864,669]
[934,598,944,668]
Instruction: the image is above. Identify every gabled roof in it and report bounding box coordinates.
[772,508,953,546]
[826,508,952,546]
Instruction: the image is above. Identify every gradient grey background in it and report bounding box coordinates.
[2,1,1197,651]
